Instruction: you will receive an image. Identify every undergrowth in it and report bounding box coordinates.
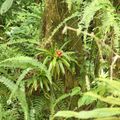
[0,0,120,120]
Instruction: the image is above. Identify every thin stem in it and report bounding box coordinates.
[65,26,103,61]
[110,55,120,80]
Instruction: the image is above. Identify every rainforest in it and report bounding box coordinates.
[0,0,120,120]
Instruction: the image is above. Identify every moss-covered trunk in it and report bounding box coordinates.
[42,0,84,94]
[42,0,68,47]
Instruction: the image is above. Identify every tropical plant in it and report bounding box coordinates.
[37,41,78,79]
[0,0,120,120]
[52,77,120,120]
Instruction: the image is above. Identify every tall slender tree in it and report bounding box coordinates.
[42,0,85,93]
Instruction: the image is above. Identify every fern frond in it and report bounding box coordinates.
[79,0,111,29]
[31,95,50,120]
[101,7,120,51]
[9,68,32,100]
[0,76,29,120]
[0,56,43,69]
[0,56,52,81]
[78,0,120,51]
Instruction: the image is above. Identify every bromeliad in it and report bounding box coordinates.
[56,50,63,57]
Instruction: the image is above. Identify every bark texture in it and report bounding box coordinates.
[42,0,84,93]
[42,0,68,47]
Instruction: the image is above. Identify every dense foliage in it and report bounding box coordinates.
[0,0,120,120]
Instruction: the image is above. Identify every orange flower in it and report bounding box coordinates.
[56,50,63,57]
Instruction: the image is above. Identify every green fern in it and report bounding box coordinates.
[0,56,44,69]
[0,100,23,120]
[30,95,50,120]
[9,68,32,100]
[78,0,111,29]
[78,0,120,51]
[101,6,120,51]
[0,56,52,83]
[0,76,29,120]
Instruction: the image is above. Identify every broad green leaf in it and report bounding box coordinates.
[33,79,38,91]
[59,61,65,74]
[71,87,81,96]
[44,80,50,91]
[61,58,70,68]
[78,94,96,107]
[0,0,14,15]
[86,92,120,106]
[52,57,57,68]
[48,62,53,72]
[40,79,43,89]
[37,48,51,55]
[64,52,75,55]
[63,53,71,61]
[43,56,50,65]
[56,62,60,78]
[98,78,120,92]
[54,108,120,119]
[46,72,52,84]
[53,93,70,109]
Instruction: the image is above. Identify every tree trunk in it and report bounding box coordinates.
[42,0,68,47]
[42,0,84,93]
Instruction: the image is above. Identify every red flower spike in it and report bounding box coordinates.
[56,50,63,57]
